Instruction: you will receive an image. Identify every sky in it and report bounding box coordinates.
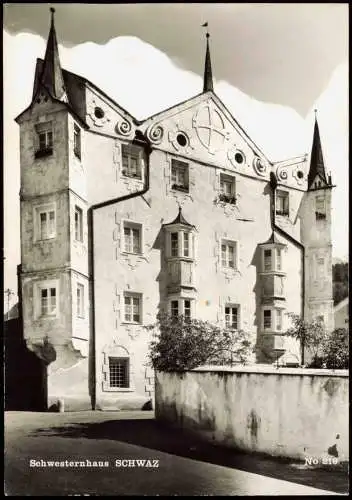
[3,3,349,308]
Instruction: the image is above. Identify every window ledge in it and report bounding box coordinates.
[122,173,143,180]
[259,271,286,276]
[121,251,144,257]
[34,236,56,243]
[35,148,53,159]
[121,322,143,326]
[102,387,135,393]
[171,185,189,193]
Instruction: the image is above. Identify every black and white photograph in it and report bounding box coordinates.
[3,3,349,496]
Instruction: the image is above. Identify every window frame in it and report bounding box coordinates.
[34,203,57,242]
[121,143,144,180]
[221,239,238,270]
[76,283,85,318]
[108,357,130,389]
[35,121,53,158]
[224,304,240,330]
[219,173,236,204]
[123,292,143,324]
[34,279,60,320]
[261,246,284,273]
[315,195,326,220]
[168,230,193,259]
[74,205,83,242]
[262,307,285,332]
[122,221,143,255]
[169,297,194,320]
[73,123,81,160]
[171,159,189,193]
[276,190,289,217]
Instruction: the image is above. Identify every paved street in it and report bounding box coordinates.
[5,411,348,496]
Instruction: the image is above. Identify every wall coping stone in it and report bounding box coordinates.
[185,364,349,377]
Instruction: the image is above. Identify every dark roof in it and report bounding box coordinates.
[36,8,67,101]
[163,207,194,227]
[308,116,328,189]
[258,231,287,247]
[203,34,214,93]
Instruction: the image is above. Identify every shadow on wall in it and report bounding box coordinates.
[29,416,348,494]
[4,318,48,411]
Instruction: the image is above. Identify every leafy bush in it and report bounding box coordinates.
[146,313,254,372]
[322,328,349,369]
[283,313,328,364]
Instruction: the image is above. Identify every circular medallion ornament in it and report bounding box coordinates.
[88,99,109,127]
[292,162,307,186]
[192,101,230,155]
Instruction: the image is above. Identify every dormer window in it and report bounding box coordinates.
[276,190,289,216]
[171,159,189,192]
[35,122,53,158]
[122,144,143,179]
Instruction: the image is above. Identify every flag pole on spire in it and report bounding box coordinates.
[202,22,213,93]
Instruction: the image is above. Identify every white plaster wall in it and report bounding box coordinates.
[156,368,349,462]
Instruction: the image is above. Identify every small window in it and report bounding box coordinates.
[220,174,236,204]
[37,207,56,240]
[122,144,143,179]
[74,206,83,242]
[264,249,272,271]
[315,196,326,220]
[276,190,289,216]
[74,124,81,159]
[35,122,53,158]
[171,232,178,257]
[41,287,57,316]
[124,293,142,324]
[77,283,84,318]
[109,357,129,388]
[123,222,142,254]
[171,159,189,192]
[225,305,239,329]
[221,240,237,269]
[263,309,272,329]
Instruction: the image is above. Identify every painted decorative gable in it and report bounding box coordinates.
[85,84,137,141]
[139,92,271,181]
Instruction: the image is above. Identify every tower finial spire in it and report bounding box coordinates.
[307,111,328,189]
[38,7,67,101]
[202,22,213,93]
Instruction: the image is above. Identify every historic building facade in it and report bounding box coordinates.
[15,10,334,410]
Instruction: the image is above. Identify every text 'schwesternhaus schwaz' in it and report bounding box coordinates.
[15,10,334,410]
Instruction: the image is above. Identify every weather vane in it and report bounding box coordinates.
[202,21,210,38]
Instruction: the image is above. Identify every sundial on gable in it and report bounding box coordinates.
[192,100,230,155]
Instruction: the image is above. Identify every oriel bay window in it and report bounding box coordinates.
[262,246,284,273]
[170,231,192,258]
[170,298,193,320]
[263,308,285,331]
